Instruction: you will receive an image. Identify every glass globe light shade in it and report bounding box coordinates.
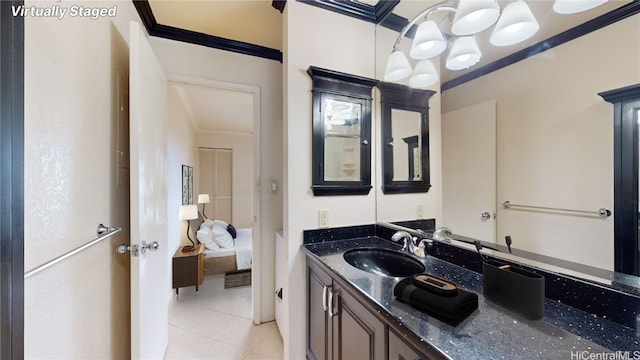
[446,36,482,71]
[409,59,439,88]
[410,20,447,60]
[490,0,540,46]
[384,50,413,81]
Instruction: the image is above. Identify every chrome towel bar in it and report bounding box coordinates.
[502,201,611,218]
[24,224,122,279]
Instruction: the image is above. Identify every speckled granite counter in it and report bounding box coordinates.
[303,237,640,359]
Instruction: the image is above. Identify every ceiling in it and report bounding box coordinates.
[169,81,255,135]
[148,0,631,133]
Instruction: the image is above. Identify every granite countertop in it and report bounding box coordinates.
[303,236,640,359]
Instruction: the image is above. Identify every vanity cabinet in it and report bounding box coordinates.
[389,330,423,360]
[307,260,385,360]
[307,261,332,360]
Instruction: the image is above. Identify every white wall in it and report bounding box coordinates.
[150,37,283,324]
[167,85,198,253]
[197,132,254,229]
[23,1,140,358]
[442,15,640,270]
[282,2,378,358]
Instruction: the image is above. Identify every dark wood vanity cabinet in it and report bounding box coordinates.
[389,330,423,360]
[307,261,332,360]
[307,260,385,360]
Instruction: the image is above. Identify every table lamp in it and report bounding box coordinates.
[197,194,210,219]
[179,204,198,252]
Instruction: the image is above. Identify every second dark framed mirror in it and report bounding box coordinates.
[378,82,435,194]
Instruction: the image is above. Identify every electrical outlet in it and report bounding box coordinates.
[318,209,329,228]
[416,204,425,219]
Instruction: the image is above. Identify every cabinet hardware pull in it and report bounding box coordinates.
[322,285,328,312]
[328,289,335,318]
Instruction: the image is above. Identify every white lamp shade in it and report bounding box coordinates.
[409,21,447,60]
[446,36,482,70]
[179,204,198,220]
[451,0,500,36]
[409,60,439,88]
[490,0,539,46]
[383,50,413,82]
[553,0,608,14]
[197,194,210,204]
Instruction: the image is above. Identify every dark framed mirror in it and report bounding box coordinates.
[308,66,378,196]
[378,82,434,194]
[599,84,640,276]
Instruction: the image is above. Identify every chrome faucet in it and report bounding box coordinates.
[432,227,452,242]
[391,231,429,257]
[392,231,416,254]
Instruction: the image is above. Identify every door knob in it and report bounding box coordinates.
[140,240,160,254]
[116,244,139,256]
[481,212,491,220]
[116,241,158,256]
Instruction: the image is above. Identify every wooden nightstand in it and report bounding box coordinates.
[172,243,205,299]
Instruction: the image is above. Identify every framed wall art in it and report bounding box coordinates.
[182,165,193,205]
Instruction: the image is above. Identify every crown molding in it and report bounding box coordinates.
[272,0,286,14]
[132,0,283,63]
[297,0,399,24]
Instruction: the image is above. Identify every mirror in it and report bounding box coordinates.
[392,110,420,181]
[378,82,434,194]
[374,3,640,293]
[323,98,363,182]
[308,66,378,196]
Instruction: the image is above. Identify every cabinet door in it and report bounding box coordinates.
[307,262,333,360]
[389,330,423,360]
[332,283,385,360]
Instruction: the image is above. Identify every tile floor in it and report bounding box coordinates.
[165,274,283,359]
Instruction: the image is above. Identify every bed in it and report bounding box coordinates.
[196,219,252,275]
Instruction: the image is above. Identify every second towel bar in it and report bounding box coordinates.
[502,201,611,218]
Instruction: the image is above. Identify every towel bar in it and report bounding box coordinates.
[24,224,122,279]
[502,201,611,218]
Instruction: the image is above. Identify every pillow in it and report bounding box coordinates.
[196,227,219,251]
[227,224,237,239]
[212,224,234,249]
[201,219,215,229]
[212,219,228,228]
[204,240,220,252]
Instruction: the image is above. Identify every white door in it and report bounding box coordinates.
[129,21,169,359]
[442,100,497,243]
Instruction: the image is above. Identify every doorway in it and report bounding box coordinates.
[166,75,261,326]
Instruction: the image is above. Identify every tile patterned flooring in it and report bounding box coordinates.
[165,274,283,359]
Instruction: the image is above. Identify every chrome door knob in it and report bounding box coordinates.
[481,212,491,220]
[140,240,160,254]
[116,244,130,254]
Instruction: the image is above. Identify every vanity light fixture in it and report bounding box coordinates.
[553,0,609,14]
[197,193,210,219]
[383,0,608,88]
[179,204,198,252]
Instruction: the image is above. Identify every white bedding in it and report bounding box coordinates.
[204,228,252,270]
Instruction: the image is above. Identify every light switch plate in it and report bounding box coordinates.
[416,204,425,219]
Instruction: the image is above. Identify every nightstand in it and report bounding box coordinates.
[172,243,205,299]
